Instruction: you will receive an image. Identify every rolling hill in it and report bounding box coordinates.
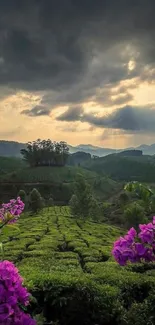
[1,139,155,157]
[0,157,122,203]
[83,153,155,182]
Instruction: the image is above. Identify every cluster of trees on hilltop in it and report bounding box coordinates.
[21,139,69,167]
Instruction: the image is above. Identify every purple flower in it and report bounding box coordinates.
[112,217,155,265]
[0,197,25,224]
[0,261,36,325]
[139,223,155,244]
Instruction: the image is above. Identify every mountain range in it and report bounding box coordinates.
[1,140,155,157]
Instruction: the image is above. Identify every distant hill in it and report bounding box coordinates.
[83,153,155,182]
[0,141,26,157]
[68,144,117,156]
[70,143,155,156]
[1,139,155,157]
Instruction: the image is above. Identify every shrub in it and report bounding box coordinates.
[18,189,27,204]
[119,192,129,205]
[124,202,146,230]
[20,272,121,325]
[29,188,44,213]
[69,194,79,217]
[48,197,54,207]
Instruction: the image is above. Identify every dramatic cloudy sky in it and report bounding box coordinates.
[1,0,155,148]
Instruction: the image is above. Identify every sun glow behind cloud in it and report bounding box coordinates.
[1,77,155,148]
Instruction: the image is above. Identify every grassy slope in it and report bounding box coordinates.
[0,159,122,200]
[0,156,26,175]
[2,207,155,324]
[3,165,97,182]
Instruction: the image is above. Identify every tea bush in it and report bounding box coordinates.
[2,206,155,324]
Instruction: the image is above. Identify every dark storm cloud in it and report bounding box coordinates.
[0,0,155,90]
[0,0,155,110]
[83,106,155,133]
[57,106,83,121]
[57,105,155,133]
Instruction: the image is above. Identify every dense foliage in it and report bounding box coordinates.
[21,139,69,167]
[69,174,99,219]
[123,202,146,230]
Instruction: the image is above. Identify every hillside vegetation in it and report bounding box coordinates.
[2,165,96,183]
[1,206,155,325]
[83,153,155,182]
[0,156,27,174]
[0,163,121,203]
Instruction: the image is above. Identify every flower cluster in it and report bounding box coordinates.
[112,217,155,265]
[0,260,36,324]
[0,197,25,224]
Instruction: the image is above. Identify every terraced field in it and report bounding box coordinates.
[2,207,155,325]
[2,206,121,273]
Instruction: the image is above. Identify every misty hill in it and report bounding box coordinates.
[0,141,26,157]
[1,140,155,157]
[71,143,155,156]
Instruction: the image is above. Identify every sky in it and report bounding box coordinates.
[1,1,155,148]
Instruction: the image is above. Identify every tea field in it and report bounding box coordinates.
[2,207,155,325]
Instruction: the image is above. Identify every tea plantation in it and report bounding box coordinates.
[2,207,155,325]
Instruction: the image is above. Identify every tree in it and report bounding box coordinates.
[70,174,96,219]
[18,190,27,204]
[69,194,79,216]
[20,139,69,167]
[29,188,44,213]
[124,202,147,230]
[89,196,101,221]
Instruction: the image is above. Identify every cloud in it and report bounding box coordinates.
[21,105,51,116]
[57,104,155,134]
[83,106,155,133]
[57,106,84,121]
[0,0,155,111]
